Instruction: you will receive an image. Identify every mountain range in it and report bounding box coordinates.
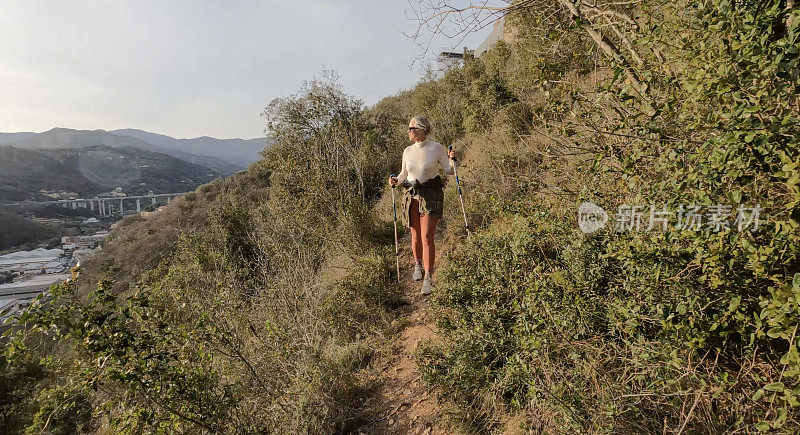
[0,127,269,203]
[0,127,268,173]
[110,129,265,167]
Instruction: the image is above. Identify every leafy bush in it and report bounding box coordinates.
[3,73,403,433]
[416,0,800,432]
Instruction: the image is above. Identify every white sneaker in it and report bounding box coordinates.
[412,261,424,281]
[420,274,432,295]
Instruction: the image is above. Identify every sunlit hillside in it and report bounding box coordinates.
[2,1,798,433]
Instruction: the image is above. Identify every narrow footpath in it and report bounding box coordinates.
[356,235,446,434]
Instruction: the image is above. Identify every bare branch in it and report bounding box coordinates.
[557,0,655,114]
[406,0,656,113]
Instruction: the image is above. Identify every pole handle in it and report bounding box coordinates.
[448,145,458,162]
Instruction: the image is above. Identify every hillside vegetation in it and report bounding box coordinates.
[3,0,799,433]
[0,145,222,202]
[0,209,73,252]
[2,74,406,433]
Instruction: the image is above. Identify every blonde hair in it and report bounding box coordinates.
[410,116,432,135]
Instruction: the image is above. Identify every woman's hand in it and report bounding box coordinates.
[448,148,459,161]
[389,175,398,186]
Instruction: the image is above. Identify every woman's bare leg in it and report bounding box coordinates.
[409,198,423,263]
[420,213,439,273]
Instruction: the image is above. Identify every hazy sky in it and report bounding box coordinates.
[0,1,499,139]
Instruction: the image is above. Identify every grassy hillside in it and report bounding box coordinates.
[2,0,799,433]
[1,75,406,433]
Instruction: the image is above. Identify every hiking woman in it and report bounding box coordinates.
[389,116,457,295]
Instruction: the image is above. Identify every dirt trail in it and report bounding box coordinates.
[355,235,447,434]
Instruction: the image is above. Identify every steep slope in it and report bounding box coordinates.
[3,1,798,433]
[0,146,100,201]
[46,145,222,195]
[0,208,72,251]
[1,77,407,433]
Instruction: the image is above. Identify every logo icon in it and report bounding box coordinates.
[578,201,608,234]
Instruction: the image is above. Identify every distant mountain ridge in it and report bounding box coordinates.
[0,132,36,143]
[0,127,268,173]
[111,128,266,167]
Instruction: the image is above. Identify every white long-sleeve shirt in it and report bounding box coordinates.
[395,139,453,185]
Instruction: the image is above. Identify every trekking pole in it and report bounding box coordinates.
[389,174,400,282]
[449,145,471,237]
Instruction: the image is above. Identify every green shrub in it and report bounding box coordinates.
[418,0,800,431]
